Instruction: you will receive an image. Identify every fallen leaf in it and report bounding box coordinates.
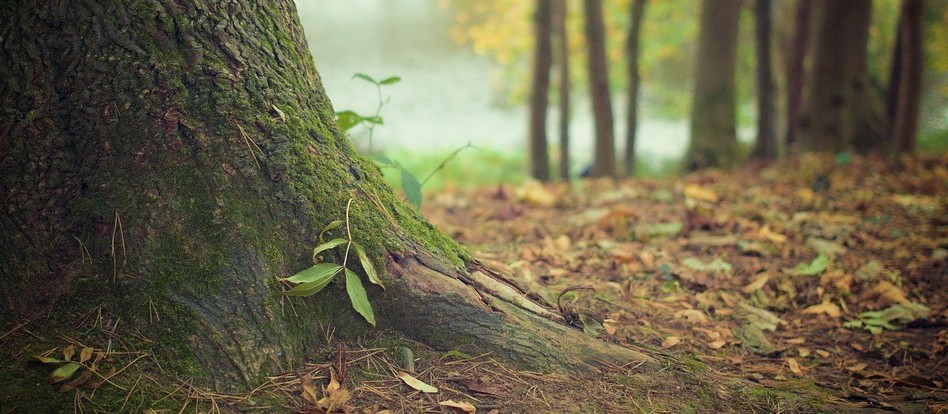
[787,358,804,375]
[79,347,94,364]
[317,388,351,412]
[49,362,81,383]
[301,374,318,404]
[439,400,477,413]
[397,371,438,393]
[847,363,868,372]
[675,309,710,324]
[707,339,727,349]
[661,336,681,349]
[742,274,770,293]
[759,225,787,244]
[517,181,556,208]
[801,301,842,318]
[785,337,806,345]
[683,184,719,203]
[63,345,75,362]
[798,348,810,357]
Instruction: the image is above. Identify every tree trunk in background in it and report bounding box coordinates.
[752,0,778,160]
[798,0,881,153]
[583,0,616,178]
[685,0,742,171]
[553,0,571,180]
[529,0,553,181]
[891,0,924,155]
[784,0,812,151]
[0,0,650,393]
[624,0,647,177]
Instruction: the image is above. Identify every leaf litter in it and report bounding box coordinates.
[421,154,947,411]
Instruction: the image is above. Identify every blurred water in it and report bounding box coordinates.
[295,0,690,170]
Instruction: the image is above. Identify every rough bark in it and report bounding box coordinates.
[685,0,742,171]
[797,0,883,153]
[784,0,812,151]
[891,0,924,155]
[553,0,571,181]
[529,0,553,181]
[583,0,616,178]
[752,0,778,160]
[624,0,647,177]
[0,0,651,392]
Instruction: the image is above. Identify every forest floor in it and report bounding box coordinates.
[391,153,946,413]
[4,154,945,413]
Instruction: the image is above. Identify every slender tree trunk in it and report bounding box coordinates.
[784,0,812,151]
[752,0,778,160]
[583,0,616,178]
[798,0,879,153]
[892,0,924,155]
[0,0,650,393]
[685,0,742,171]
[624,0,647,176]
[553,0,571,180]
[529,0,553,181]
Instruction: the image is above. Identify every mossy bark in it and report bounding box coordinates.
[0,0,650,392]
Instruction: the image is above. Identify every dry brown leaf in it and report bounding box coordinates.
[397,371,438,393]
[326,367,341,394]
[742,274,770,293]
[759,226,787,244]
[815,349,830,358]
[674,309,710,324]
[301,375,318,404]
[661,336,681,349]
[801,301,842,318]
[317,388,351,412]
[785,337,806,345]
[518,181,556,208]
[862,280,910,307]
[439,400,477,413]
[787,358,804,375]
[798,347,811,357]
[79,347,94,364]
[707,339,727,349]
[847,362,868,372]
[683,184,719,203]
[63,345,75,362]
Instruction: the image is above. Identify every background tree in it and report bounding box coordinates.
[583,0,616,178]
[624,0,648,176]
[783,0,813,150]
[890,0,925,155]
[752,0,778,160]
[685,0,742,171]
[797,0,885,153]
[529,0,553,180]
[553,0,571,180]
[0,0,649,393]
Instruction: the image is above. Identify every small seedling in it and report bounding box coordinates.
[279,199,384,326]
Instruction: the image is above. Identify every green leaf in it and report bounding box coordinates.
[352,242,384,289]
[361,115,384,125]
[36,356,66,364]
[352,73,377,84]
[790,254,829,276]
[401,167,422,208]
[335,110,362,131]
[379,76,401,85]
[319,220,344,243]
[284,276,336,296]
[283,263,342,284]
[579,314,604,336]
[345,268,376,326]
[372,153,395,166]
[49,362,81,383]
[312,238,347,263]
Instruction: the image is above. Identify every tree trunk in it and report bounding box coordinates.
[553,0,571,181]
[529,0,553,181]
[583,0,616,178]
[685,0,742,171]
[784,0,812,150]
[624,0,647,177]
[891,0,924,155]
[797,0,882,153]
[752,0,778,160]
[0,0,650,392]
